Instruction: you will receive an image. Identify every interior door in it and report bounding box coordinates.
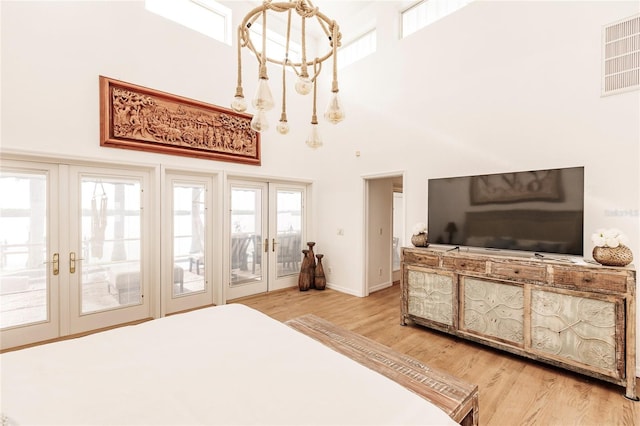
[0,161,60,350]
[226,180,306,300]
[163,173,215,314]
[67,166,151,334]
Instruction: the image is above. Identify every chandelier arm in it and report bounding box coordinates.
[285,6,292,60]
[331,21,339,93]
[300,15,308,78]
[259,51,333,68]
[241,30,264,67]
[259,9,268,79]
[315,15,331,38]
[311,58,319,124]
[235,27,244,97]
[280,60,288,121]
[309,60,322,83]
[281,7,291,121]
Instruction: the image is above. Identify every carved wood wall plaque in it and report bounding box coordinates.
[100,76,260,165]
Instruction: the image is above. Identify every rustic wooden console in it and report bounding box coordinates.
[400,246,638,400]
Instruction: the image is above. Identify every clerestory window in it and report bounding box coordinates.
[402,0,474,39]
[145,0,232,45]
[338,29,377,69]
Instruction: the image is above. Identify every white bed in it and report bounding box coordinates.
[0,304,461,425]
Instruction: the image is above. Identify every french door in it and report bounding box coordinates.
[162,172,216,315]
[0,160,152,349]
[226,180,307,300]
[0,161,60,349]
[67,166,151,334]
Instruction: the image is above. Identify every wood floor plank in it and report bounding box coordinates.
[232,284,640,425]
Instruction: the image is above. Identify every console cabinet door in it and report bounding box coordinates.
[460,277,524,347]
[531,289,624,379]
[405,266,455,328]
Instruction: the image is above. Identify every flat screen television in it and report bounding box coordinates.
[427,166,584,256]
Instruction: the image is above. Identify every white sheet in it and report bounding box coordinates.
[0,304,457,425]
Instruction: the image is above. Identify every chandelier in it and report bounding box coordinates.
[230,0,345,149]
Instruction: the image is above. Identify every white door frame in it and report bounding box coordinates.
[0,160,61,349]
[362,171,405,297]
[67,165,153,335]
[223,175,311,302]
[161,171,219,315]
[0,158,158,348]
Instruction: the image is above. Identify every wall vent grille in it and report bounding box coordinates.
[602,14,640,96]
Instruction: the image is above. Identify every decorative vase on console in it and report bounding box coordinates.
[411,222,429,247]
[591,228,633,267]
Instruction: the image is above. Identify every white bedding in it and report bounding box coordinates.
[0,304,457,425]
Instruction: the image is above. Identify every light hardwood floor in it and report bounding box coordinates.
[232,284,640,426]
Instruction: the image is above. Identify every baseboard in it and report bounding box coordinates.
[325,282,362,297]
[368,281,393,293]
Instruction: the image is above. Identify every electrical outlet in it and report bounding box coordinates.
[327,267,333,274]
[378,267,383,276]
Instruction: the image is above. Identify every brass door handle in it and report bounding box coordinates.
[272,238,278,252]
[264,238,269,253]
[43,253,60,276]
[69,252,84,274]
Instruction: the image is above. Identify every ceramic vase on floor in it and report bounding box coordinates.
[306,242,316,288]
[314,254,326,290]
[298,249,312,291]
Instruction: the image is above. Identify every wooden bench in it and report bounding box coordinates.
[286,314,479,426]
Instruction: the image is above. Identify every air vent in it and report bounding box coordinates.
[602,14,640,96]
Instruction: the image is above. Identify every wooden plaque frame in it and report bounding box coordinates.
[99,76,260,165]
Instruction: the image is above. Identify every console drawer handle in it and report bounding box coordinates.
[583,277,592,283]
[514,269,520,274]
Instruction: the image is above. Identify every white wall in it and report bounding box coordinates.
[313,0,640,293]
[2,1,639,362]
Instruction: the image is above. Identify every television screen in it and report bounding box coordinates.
[427,167,584,256]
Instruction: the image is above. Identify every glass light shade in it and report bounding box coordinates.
[324,92,346,124]
[230,95,247,112]
[295,76,313,95]
[276,120,290,135]
[252,78,275,111]
[305,123,323,149]
[250,109,269,132]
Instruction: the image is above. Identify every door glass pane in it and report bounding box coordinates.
[230,187,262,285]
[276,189,302,278]
[0,171,48,328]
[80,176,141,313]
[173,183,205,297]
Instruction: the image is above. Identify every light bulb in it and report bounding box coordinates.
[324,92,346,124]
[276,120,290,135]
[295,76,313,95]
[250,110,269,132]
[252,78,275,111]
[305,123,323,149]
[230,95,247,112]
